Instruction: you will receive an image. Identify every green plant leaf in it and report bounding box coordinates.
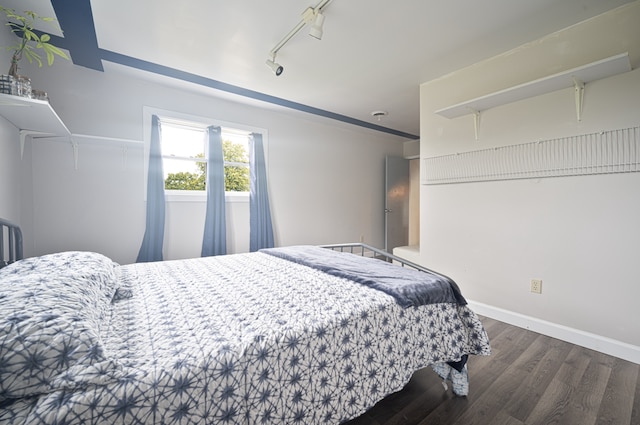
[42,43,68,60]
[23,48,43,67]
[23,29,36,42]
[46,50,54,66]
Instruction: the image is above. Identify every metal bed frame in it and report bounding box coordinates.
[0,218,23,269]
[0,227,429,277]
[321,242,451,280]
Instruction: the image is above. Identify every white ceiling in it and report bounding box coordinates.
[4,0,636,139]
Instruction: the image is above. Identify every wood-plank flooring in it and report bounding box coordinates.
[346,316,639,425]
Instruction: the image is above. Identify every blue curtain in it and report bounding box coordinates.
[137,114,165,262]
[201,126,227,256]
[249,133,274,251]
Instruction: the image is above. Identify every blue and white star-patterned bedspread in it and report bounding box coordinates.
[0,250,490,425]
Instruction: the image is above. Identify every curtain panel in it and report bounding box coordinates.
[249,133,275,251]
[136,114,166,263]
[201,126,227,256]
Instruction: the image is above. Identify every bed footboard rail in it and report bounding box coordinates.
[321,243,435,275]
[0,218,23,268]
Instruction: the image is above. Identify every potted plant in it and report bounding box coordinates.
[0,6,68,96]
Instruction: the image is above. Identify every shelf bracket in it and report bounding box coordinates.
[573,77,585,122]
[19,130,54,159]
[469,108,481,141]
[121,145,128,169]
[70,137,79,170]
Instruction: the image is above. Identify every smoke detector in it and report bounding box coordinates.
[371,110,388,121]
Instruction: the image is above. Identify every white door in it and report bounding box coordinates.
[385,156,409,253]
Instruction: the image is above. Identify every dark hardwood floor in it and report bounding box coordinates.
[346,316,639,425]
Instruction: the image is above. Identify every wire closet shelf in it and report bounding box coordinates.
[423,126,640,185]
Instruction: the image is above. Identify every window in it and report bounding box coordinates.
[159,118,250,192]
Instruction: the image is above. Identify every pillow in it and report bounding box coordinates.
[0,251,119,402]
[0,272,111,332]
[0,310,108,402]
[0,251,119,303]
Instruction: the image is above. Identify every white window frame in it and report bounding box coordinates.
[142,106,268,203]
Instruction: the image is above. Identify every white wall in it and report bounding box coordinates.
[0,116,20,222]
[11,52,403,264]
[0,26,21,224]
[419,2,640,352]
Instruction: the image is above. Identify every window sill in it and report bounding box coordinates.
[165,190,249,203]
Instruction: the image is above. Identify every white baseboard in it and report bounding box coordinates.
[467,300,640,365]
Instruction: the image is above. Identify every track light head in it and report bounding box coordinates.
[308,12,325,40]
[266,59,284,76]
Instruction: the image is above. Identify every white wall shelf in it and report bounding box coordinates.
[434,53,632,139]
[0,92,72,161]
[0,94,145,169]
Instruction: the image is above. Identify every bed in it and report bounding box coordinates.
[0,218,23,269]
[0,230,490,424]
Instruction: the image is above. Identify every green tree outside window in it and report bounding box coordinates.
[164,140,249,192]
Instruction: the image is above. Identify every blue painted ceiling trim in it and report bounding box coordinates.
[50,0,103,71]
[47,1,419,140]
[100,50,419,139]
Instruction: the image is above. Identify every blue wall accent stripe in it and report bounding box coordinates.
[99,50,419,139]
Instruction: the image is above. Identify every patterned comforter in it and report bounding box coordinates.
[0,249,490,424]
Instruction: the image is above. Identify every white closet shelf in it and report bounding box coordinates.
[0,92,70,136]
[0,92,74,162]
[435,52,631,120]
[0,93,142,169]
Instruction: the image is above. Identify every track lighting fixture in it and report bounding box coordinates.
[266,0,333,76]
[265,57,284,76]
[308,11,325,40]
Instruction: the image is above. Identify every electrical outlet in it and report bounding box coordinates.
[530,279,542,294]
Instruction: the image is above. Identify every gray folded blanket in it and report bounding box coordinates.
[260,245,466,308]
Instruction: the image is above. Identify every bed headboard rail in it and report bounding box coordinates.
[321,243,429,273]
[0,218,23,268]
[321,242,455,284]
